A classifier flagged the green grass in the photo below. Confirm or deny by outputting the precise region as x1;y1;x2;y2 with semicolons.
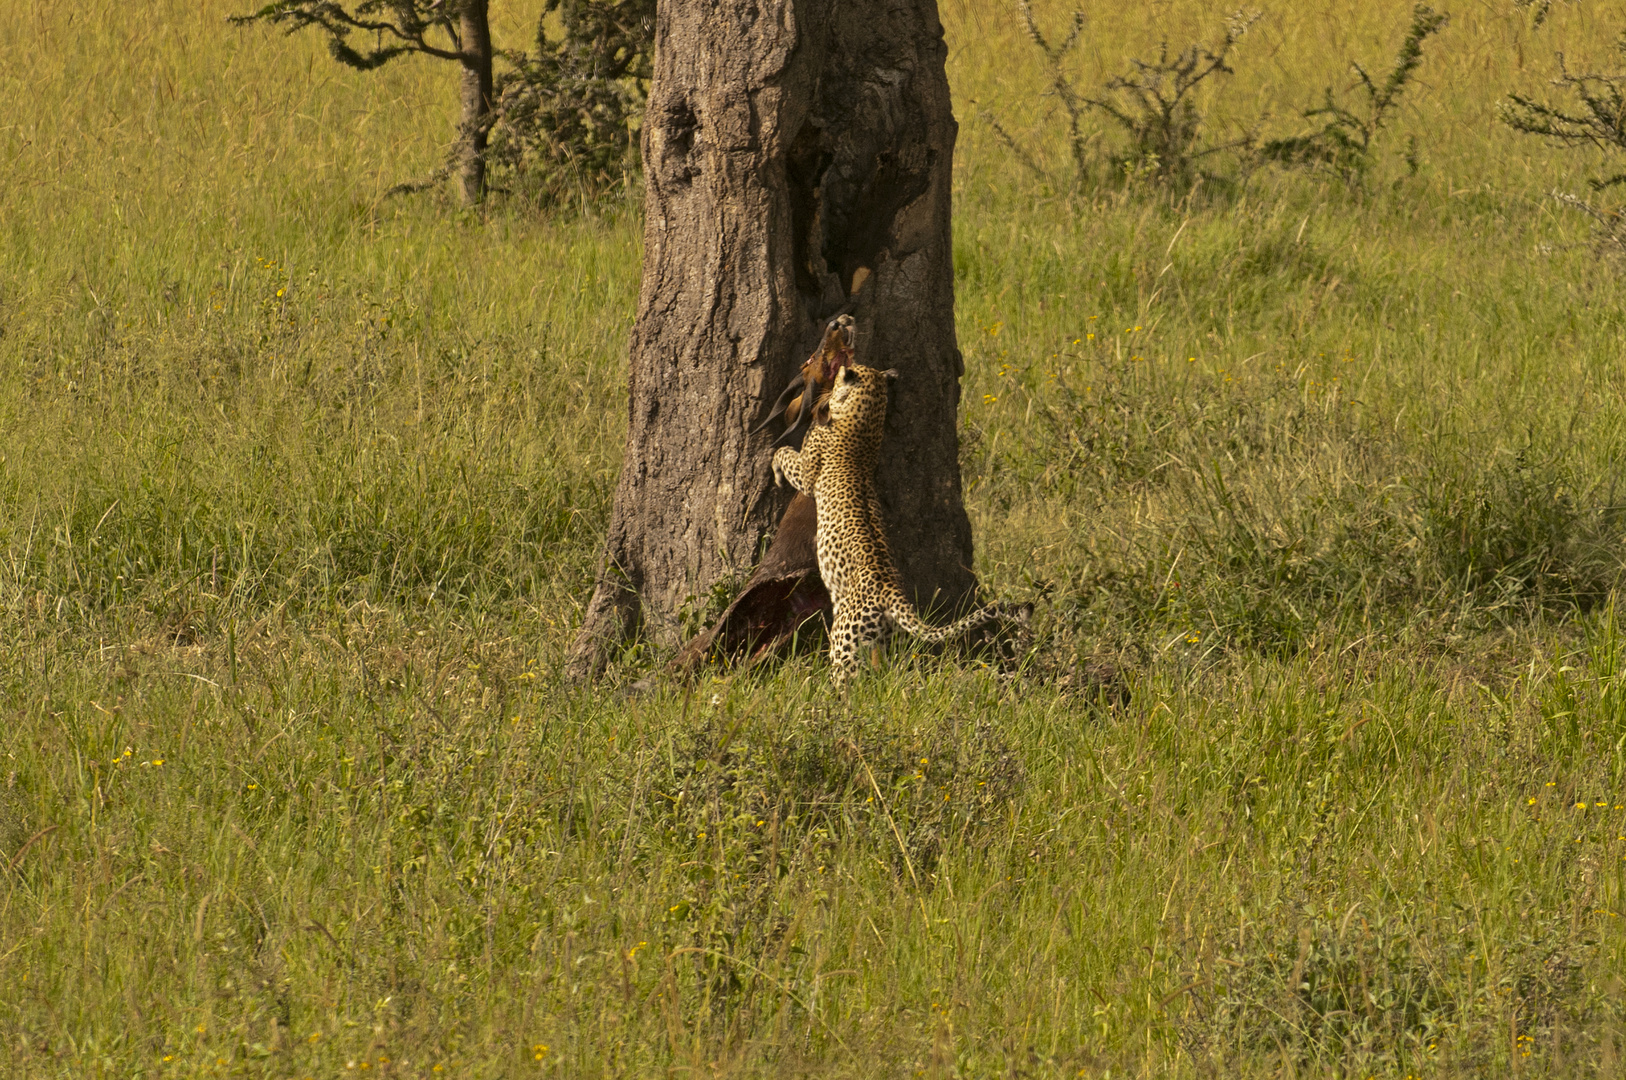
4;0;1626;1075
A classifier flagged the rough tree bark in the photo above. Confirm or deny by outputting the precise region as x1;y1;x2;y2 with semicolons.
456;0;494;205
567;0;975;677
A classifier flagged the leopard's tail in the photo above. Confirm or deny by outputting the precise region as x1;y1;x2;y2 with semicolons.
884;596;1027;645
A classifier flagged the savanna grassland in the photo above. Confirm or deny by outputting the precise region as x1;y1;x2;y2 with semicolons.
4;0;1626;1075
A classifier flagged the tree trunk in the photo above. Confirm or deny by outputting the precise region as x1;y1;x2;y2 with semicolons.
567;0;974;678
457;0;494;205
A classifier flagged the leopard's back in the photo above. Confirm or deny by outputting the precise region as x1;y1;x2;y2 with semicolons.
796;369;900;611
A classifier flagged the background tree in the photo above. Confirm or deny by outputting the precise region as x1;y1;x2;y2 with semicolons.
232;0;496;204
231;0;654;205
567;0;976;677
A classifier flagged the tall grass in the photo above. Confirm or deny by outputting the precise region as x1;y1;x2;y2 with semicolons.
3;0;1626;1075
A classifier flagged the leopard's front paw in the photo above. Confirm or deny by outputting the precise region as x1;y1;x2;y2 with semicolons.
771;447;796;490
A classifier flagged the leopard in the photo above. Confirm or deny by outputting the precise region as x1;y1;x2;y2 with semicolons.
772;363;1022;684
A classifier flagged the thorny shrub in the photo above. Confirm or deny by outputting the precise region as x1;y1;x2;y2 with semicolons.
1503;31;1626;252
990;4;1446;192
1258;4;1448;186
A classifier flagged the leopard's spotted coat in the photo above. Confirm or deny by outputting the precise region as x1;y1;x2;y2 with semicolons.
772;364;1014;684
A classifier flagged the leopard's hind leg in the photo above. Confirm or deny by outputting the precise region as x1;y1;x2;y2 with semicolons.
829;602;888;686
828;603;861;687
868;615;894;670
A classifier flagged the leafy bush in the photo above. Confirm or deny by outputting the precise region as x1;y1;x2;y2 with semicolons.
489;0;656;204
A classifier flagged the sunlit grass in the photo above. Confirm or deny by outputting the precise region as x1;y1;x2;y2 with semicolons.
3;0;1626;1075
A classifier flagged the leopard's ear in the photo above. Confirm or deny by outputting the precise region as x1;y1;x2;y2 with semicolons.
881;368;900;382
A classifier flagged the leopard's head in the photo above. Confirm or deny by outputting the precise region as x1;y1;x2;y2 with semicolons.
825;364;898;426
